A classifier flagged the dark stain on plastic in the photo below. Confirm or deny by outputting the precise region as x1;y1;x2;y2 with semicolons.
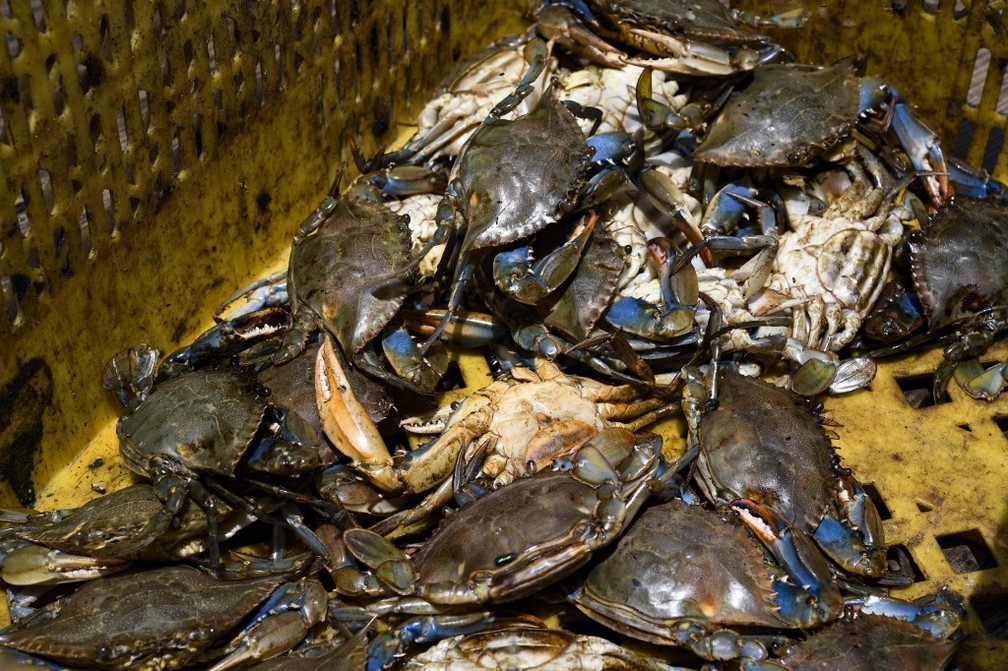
0;358;53;507
256;191;272;214
172;319;189;344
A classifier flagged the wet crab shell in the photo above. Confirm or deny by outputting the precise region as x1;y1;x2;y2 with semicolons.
117;368;267;478
692;60;860;167
452;89;593;256
0;565;284;670
288;196;415;356
693;368;836;534
572;499;808;642
590;0;772;46
907;196;1008;331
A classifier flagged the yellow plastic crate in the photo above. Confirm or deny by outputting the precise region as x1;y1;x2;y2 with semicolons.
0;0;1005;668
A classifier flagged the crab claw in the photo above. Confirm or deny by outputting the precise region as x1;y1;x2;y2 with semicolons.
636;165;711;265
534;4;625;69
861;78;950;207
493;211;598;305
316;337;399;492
731;499;843;629
207;578;328;671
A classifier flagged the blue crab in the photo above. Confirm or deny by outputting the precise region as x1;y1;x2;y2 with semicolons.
691;58;949;207
863;195;1008;400
682;366;887;578
0;565;326;671
535;0;800;75
570;496;843;665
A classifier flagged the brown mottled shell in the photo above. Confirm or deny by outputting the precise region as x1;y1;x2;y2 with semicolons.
118;368;266;478
0;565;282;670
453;90;592;256
573;499;790;642
288;197;414;354
544;220;625;341
908;196;1008;330
693;60;860;167
592;0;768;45
697;369;835;533
780;615;958;671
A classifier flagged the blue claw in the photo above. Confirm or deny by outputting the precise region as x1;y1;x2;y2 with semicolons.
847;591;965;639
365;612;492;671
732;499;844;629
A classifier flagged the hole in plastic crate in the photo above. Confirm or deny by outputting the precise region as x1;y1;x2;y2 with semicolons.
175;0;187;21
72;32;82;51
983;127;1005;173
921;0;940;14
171;132;181;177
887;544;927;583
890;0;908;11
994;415;1008;440
894;373;948;408
124;0;135;32
334;58;343;99
861;482;891;520
98;14;111;60
956;422;972;432
440;5;450;34
293;51;304;77
183;39;195;71
0;0;9;20
26;246;39;269
37;169;53;214
936;530;997;573
160;52;171;87
52;75;65;116
14;188;30;237
255;60;265;107
18;74;33;114
102;188;116;236
6;33;20;60
966;48;990;108
153;6;164;38
116;106;128;152
222;15;239;56
0;105;6;145
138;89;150;132
953;0;968;19
207;35;218;75
1;275;17;325
89;113;103;155
349;0;359;26
915;498;934;512
79;207;93;258
192;112;204;158
330;0;339;35
973;592;1008;639
998;69;1008;117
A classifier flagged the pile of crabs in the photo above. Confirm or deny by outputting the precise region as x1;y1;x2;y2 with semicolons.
3;1;1008;669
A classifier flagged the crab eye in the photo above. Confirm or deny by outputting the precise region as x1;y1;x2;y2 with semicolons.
494;553;516;566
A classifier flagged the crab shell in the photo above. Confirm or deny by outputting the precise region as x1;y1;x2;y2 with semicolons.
408;429;660;605
907;196;1008;331
0;565;284;670
401;623;682;671
451;87;593;258
572;498;839;646
287;196;415;356
117;368;268;478
779;615;959;671
592;0;771;46
687;368;886;577
693;60;860;167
